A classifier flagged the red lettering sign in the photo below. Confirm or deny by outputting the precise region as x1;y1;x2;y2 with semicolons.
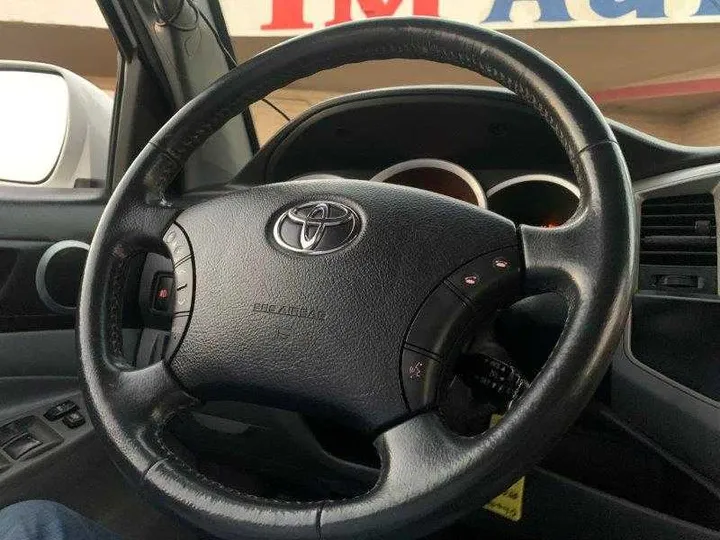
326;0;439;26
261;0;312;30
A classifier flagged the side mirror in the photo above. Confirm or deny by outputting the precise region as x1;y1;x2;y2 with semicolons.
0;61;112;188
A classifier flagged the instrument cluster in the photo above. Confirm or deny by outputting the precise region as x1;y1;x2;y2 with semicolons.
371;159;580;227
292;159;580;227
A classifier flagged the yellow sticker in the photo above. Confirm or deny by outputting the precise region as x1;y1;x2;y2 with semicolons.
483;414;525;522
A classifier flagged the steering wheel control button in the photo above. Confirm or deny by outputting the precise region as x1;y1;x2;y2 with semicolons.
405;283;472;356
462;355;529;407
43;400;78;421
165;315;189;361
173;260;194;314
493;257;511;270
445;250;521;308
62;411;86;429
163;224;191;265
152;275;174;313
402;348;441;411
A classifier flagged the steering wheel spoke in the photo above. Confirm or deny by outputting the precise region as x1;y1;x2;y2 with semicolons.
321;414;453;538
521;140;635;306
520;213;595;302
322;411;524;539
109;362;193;424
78;353;196;481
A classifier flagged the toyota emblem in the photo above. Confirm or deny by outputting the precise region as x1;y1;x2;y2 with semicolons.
273;201;360;255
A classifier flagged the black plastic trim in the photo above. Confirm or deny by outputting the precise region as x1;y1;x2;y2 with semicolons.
467;467;720;540
631;293;720;401
35;241;90;315
234;86;720;187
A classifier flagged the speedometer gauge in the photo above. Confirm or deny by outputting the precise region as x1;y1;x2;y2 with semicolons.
486;174;579;227
371;159;487;207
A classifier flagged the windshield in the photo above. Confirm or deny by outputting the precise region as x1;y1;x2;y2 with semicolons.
3;0;720;147
223;0;720;146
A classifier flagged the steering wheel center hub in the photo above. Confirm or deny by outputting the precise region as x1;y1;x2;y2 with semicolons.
167;178;517;431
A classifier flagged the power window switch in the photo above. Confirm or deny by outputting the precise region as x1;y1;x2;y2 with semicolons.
44;400;77;421
0;421;25;446
62;411;85;429
3;434;42;460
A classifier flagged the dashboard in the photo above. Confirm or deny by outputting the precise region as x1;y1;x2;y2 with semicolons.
238;86;719;229
231;85;720;491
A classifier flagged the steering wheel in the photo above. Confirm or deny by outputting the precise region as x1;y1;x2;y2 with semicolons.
77;17;635;540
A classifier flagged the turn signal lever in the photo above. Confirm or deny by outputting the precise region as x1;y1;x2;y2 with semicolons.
457;353;529;410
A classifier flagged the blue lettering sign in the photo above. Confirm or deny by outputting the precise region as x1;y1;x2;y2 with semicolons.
590;0;665;18
484;0;572;22
696;0;720;15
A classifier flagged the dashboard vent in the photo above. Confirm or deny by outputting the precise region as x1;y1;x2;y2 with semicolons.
640;193;717;266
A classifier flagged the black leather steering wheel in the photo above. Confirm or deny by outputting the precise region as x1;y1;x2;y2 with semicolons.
77;17;636;540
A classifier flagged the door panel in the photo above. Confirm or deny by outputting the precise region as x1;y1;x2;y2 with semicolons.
0;240;75;334
0;190;104;490
0;331;77;377
0;182;193;539
0;189;104;240
0;3;251;536
0;181;106;328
